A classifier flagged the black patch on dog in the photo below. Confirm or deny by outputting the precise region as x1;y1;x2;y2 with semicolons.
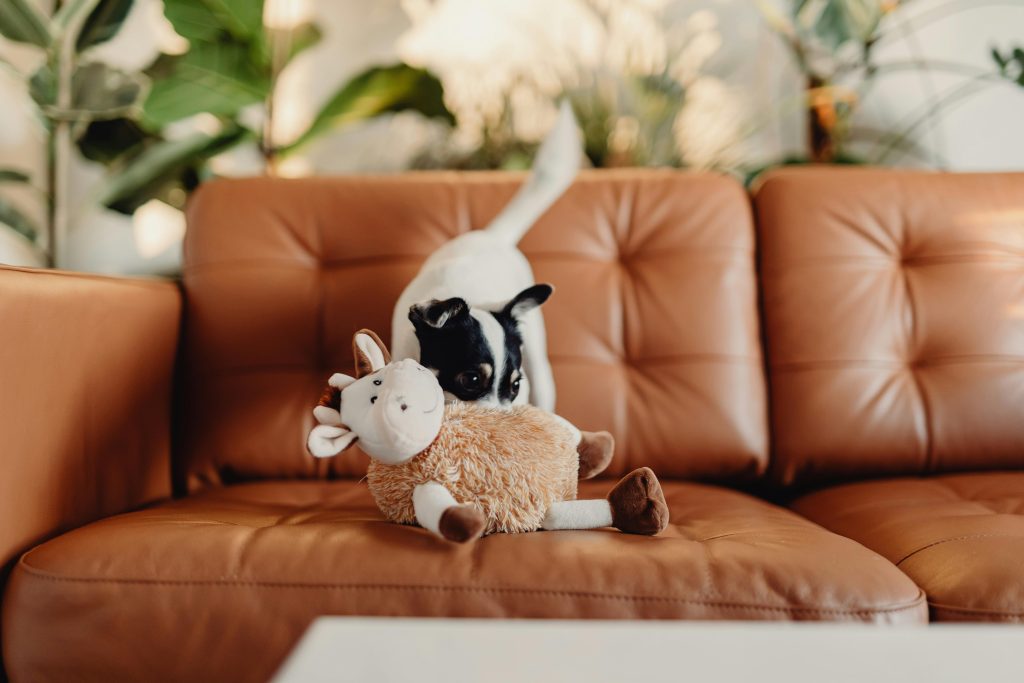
410;297;494;402
410;285;554;405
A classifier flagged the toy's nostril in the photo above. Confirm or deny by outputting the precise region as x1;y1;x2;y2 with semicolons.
400;404;408;411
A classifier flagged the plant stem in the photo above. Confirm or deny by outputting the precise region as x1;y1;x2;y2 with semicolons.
51;22;75;267
263;24;294;175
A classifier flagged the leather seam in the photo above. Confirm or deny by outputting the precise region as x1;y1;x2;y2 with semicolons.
928;602;1024;619
771;355;1024;371
181;247;754;274
896;533;1024;566
762;254;1024;272
13;561;927;617
901;266;933;474
0;264;178;291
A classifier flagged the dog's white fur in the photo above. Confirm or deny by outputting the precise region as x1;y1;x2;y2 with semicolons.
390;102;581;411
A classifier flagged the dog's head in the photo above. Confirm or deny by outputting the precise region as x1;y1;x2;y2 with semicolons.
408;284;553;407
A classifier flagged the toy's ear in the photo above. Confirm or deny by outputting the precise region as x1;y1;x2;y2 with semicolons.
353;329;391;378
307;425;358;458
502;284;553;319
409;297;468;329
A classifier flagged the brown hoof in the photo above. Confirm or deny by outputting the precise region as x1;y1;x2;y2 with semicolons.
577;431;615;480
608;467;669;535
438;505;486;543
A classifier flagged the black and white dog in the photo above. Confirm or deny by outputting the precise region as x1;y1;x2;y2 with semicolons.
390;102;580;411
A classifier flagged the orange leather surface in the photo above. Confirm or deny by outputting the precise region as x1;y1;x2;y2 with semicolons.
179;171;767;489
0;266;179;577
792;472;1024;622
755;168;1024;486
3;480;925;683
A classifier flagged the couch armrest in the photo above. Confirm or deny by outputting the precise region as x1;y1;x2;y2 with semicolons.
0;266;181;574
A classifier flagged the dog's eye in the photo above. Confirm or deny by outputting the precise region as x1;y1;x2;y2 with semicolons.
510;378;521;400
456;371;482;391
373;379;381;386
370;396;377;404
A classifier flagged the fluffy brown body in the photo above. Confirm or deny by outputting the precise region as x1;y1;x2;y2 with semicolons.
367;403;579;534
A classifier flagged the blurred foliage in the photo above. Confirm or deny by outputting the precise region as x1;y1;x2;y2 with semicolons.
757;0;1024;173
993;46;1024;87
0;0;145;257
0;0;454;258
85;0;454;214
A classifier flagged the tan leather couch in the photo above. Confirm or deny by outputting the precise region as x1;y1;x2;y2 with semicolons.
1;168;1021;682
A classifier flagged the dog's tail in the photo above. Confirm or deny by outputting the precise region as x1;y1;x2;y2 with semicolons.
484;100;581;246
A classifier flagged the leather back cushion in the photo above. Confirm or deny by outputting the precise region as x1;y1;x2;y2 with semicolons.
178;170;767;490
756;168;1024;486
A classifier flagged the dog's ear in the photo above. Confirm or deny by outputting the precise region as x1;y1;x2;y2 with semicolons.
307;425;358;458
409;297;469;330
502;284;554;319
353;330;391;378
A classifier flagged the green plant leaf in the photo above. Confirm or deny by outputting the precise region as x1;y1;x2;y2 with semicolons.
98;123;250;213
0;0;52;48
142;42;270;127
31;62;147;120
0;197;39;241
283;64;453;154
795;0;884;50
992;47;1008;71
992;45;1024;87
0;169;31;183
162;0;265;43
76;0;134;51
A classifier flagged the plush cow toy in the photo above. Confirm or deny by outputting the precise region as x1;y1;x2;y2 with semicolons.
307;330;670;543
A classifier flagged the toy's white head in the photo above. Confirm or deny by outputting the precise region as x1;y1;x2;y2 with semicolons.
307;330;444;465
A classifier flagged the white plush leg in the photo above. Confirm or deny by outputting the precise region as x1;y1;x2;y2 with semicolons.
541;499;613;531
520;309;556;412
413;482;459;537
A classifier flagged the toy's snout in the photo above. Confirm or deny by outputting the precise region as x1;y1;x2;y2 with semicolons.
379;359;442;432
339;357;444;466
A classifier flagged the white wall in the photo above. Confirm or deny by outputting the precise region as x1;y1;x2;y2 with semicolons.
1;0;1022;273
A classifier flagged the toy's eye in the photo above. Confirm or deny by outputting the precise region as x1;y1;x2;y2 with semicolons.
373;379;382;386
456;371;482;391
370;396;377;404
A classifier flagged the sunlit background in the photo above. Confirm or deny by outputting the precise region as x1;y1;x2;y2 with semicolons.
1;0;1022;274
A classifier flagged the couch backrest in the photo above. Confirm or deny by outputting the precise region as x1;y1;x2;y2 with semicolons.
178;170;767;491
756;168;1024;486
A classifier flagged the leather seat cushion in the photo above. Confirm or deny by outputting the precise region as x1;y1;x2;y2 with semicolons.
792;472;1024;622
3;480;924;682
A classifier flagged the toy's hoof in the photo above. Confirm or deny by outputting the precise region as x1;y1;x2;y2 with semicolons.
577;431;614;480
608;467;669;535
439;505;486;543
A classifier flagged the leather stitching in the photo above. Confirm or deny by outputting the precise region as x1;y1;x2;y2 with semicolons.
896;533;1024;566
13;561;927;617
772;355;1024;371
900;265;933;473
929;602;1024;620
0;264;179;291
